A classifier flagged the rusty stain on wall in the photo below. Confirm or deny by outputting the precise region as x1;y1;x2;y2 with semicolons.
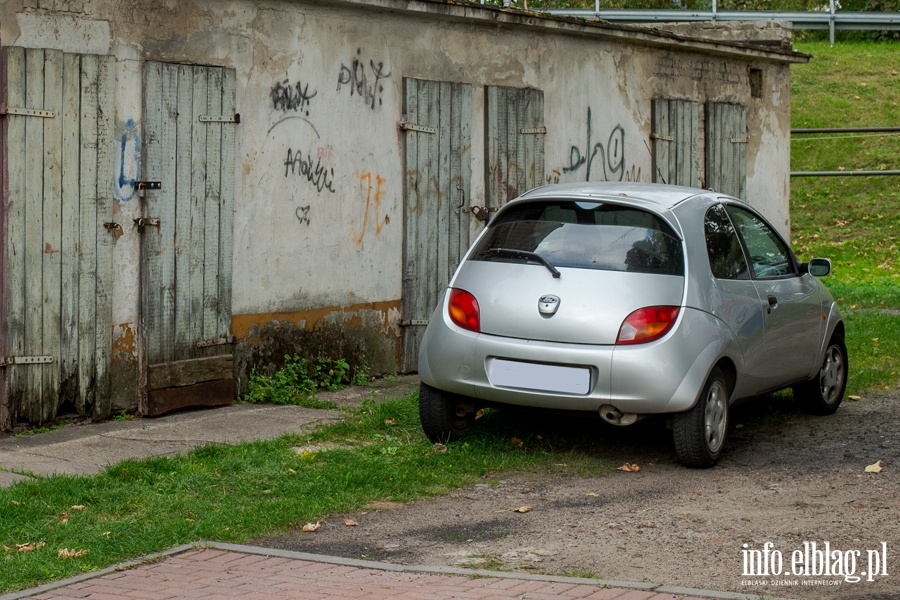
111;323;136;363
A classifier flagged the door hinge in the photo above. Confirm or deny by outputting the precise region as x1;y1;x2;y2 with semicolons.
651;132;675;141
731;137;749;144
196;336;235;349
199;113;241;124
400;320;429;327
0;105;56;118
0;355;53;367
399;120;436;134
519;127;546;135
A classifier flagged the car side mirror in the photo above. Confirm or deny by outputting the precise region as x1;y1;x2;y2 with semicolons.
804;257;832;277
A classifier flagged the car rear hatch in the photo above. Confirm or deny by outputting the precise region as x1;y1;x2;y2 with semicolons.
451;199;686;345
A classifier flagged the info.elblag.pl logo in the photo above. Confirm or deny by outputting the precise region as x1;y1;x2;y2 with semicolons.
741;541;889;587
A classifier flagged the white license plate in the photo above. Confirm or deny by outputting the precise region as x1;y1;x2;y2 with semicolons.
490;359;591;395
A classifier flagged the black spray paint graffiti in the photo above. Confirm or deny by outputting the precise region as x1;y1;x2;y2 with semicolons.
296;205;311;225
271;78;317;115
284;148;336;194
562;107;626;182
337;49;391;110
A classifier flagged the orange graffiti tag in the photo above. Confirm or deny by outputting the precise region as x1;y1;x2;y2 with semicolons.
352;172;389;244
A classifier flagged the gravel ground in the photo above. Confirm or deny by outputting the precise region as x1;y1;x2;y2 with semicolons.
256;389;899;600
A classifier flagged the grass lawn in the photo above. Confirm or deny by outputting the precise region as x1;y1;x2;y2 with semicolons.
790;41;900;394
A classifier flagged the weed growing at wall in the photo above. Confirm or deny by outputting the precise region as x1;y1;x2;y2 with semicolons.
246;355;355;408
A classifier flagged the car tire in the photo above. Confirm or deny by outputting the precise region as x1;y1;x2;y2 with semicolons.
673;366;730;468
793;333;847;416
418;382;475;443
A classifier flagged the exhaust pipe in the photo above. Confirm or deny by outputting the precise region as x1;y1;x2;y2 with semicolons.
599;404;643;426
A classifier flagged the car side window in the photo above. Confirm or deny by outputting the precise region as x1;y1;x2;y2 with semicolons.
704;205;749;280
724;205;795;279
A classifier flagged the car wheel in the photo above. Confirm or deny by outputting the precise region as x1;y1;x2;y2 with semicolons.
793;333;847;416
673;366;729;468
418;382;475;443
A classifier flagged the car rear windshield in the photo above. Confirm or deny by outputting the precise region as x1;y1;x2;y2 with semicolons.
470;200;684;276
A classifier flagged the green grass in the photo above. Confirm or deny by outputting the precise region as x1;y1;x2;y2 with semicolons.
0;395;606;593
790;41;900;393
790;42;900;294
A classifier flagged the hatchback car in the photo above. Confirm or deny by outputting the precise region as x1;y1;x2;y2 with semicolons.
418;182;846;467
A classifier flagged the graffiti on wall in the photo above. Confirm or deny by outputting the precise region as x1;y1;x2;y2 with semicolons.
337;48;391;110
562;107;626;182
352;172;389;244
271;77;317;115
283;147;337;194
114;119;140;202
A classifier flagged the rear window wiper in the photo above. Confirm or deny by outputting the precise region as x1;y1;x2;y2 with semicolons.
479;248;561;279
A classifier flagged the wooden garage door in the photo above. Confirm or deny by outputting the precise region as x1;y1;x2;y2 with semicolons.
0;47;115;429
706;102;748;199
652;98;699;187
485;85;545;208
401;77;472;372
140;61;237;416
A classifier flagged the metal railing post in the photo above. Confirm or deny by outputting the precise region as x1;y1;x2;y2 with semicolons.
830;0;836;45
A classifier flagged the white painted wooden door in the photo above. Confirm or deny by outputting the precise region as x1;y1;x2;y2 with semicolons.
401;78;472;372
0;47;115;429
652;98;700;187
706;102;748;199
140;61;237;416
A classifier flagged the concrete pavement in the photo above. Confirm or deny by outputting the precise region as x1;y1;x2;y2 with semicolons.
0;377;776;600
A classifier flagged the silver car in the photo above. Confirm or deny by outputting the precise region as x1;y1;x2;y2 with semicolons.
418;182;846;467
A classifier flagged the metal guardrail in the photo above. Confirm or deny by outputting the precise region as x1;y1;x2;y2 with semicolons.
791;127;900;177
481;1;900;44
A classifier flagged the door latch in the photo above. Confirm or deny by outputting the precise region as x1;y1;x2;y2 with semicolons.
135;181;161;199
133;217;160;232
104;222;124;238
464;206;498;222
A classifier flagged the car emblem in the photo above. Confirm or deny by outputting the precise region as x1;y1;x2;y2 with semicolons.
538;295;560;316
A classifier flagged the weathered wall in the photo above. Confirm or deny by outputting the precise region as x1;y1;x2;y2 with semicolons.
0;0;805;413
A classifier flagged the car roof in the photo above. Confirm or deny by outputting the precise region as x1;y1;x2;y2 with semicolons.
516;182;714;211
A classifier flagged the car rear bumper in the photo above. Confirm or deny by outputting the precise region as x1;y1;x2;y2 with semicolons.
419;306;730;415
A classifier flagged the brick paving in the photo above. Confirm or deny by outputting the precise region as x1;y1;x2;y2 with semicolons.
8;546;755;600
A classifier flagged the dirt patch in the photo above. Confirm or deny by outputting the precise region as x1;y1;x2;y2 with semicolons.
256;390;899;600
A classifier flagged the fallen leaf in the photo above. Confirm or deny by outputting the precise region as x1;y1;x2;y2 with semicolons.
494;505;532;514
616;463;641;472
848;395;861;401
71;505;84;511
432;443;447;454
288;468;297;474
384;419;396;425
475;409;485;420
102;532;111;537
344;519;359;527
16;542;45;553
510;437;524;447
3;545;11;552
865;460;883;474
57;548;88;559
11;501;20;506
302;521;321;532
586;493;599;497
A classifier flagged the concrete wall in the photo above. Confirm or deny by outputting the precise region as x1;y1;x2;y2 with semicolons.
1;0;806;410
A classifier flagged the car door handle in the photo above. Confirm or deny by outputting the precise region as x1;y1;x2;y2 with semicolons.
767;295;778;313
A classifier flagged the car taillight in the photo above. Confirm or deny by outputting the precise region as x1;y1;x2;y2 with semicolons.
617;306;680;345
448;288;480;332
